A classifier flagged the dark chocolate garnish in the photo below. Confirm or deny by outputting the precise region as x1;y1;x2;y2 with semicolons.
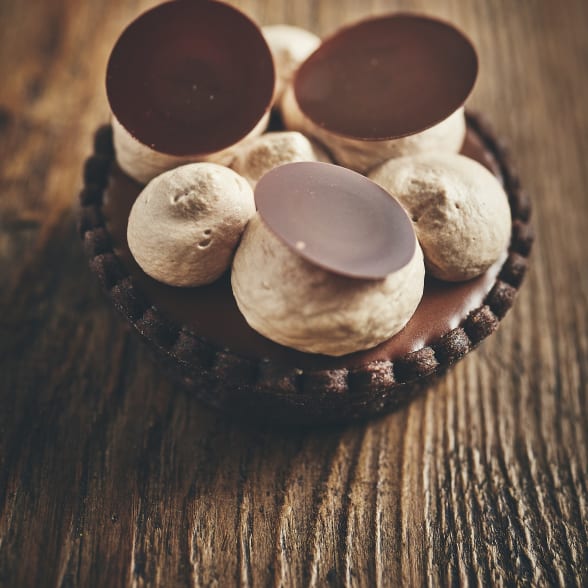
294;13;477;140
255;161;416;279
106;0;274;156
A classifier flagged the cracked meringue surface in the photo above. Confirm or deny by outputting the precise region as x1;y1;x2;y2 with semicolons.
127;162;255;287
369;152;511;281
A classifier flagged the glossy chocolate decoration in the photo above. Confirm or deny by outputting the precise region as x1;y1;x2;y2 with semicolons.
295;14;477;140
255;161;416;279
103;126;504;370
106;0;275;156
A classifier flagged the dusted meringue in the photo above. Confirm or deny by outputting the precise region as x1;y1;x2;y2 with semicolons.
127;162;255;287
369;153;511;281
281;85;466;173
262;25;321;104
112;112;270;185
231;131;330;187
231;214;425;356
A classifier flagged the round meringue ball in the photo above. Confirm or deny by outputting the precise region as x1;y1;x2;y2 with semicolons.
231;131;330;187
112;112;270;185
127;162;255;287
369;153;512;281
231;214;425;356
262;25;321;104
281;84;466;173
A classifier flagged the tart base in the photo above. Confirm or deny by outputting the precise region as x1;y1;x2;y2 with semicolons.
79;112;533;425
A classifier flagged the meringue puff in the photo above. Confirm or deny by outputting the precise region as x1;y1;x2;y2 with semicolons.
112;112;270;185
369;153;511;281
262;25;321;104
231;214;425;356
106;1;275;184
231;131;330;187
127;162;255;287
281;84;466;174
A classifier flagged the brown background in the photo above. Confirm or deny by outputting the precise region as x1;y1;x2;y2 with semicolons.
1;0;587;586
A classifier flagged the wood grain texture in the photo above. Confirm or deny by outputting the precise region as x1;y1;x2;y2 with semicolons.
1;0;587;586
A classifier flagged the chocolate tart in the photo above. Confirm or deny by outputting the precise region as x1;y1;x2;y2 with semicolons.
78;112;532;424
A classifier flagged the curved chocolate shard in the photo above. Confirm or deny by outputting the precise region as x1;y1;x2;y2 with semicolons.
294;13;477;140
106;0;275;156
255;161;417;279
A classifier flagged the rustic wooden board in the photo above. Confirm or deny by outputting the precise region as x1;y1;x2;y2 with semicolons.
1;0;587;586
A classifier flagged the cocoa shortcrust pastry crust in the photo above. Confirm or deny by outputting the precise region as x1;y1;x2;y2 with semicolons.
78;112;533;424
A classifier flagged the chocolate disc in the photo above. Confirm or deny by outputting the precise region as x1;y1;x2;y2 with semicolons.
294;13;477;140
255;161;416;279
106;0;275;156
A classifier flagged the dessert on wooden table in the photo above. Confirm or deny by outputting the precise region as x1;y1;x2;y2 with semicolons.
79;0;533;424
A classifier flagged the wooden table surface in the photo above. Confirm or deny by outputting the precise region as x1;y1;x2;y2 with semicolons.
1;0;587;586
